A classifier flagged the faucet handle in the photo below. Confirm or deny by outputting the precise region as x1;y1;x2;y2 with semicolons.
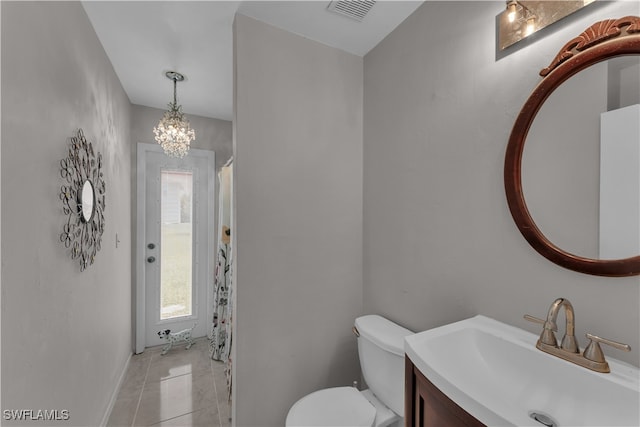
583;333;631;363
525;314;558;347
524;314;557;331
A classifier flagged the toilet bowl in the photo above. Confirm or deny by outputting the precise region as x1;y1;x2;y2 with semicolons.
285;315;414;427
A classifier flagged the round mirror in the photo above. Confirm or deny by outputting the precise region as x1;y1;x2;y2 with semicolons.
80;179;95;222
504;16;640;276
523;56;640;260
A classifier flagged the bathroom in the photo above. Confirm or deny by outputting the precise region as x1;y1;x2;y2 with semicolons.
1;1;639;426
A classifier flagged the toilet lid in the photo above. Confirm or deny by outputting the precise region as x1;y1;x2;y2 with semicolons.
286;387;376;427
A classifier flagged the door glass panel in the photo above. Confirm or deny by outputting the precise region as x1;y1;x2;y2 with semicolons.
160;170;193;320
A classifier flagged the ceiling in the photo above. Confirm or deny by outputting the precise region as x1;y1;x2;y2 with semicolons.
82;1;424;121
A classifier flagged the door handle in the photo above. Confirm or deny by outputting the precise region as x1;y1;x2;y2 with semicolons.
147;256;156;263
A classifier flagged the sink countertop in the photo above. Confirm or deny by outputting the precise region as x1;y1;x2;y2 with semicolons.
405;315;640;427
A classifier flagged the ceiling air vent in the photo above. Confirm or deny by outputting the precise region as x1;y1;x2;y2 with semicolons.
327;0;376;22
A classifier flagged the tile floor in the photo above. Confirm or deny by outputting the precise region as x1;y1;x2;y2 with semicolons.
107;338;231;427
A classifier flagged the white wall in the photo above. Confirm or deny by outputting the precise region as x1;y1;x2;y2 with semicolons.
233;14;364;427
600;104;640;259
363;1;640;367
1;2;132;425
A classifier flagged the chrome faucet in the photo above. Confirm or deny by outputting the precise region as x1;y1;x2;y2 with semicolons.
525;297;630;373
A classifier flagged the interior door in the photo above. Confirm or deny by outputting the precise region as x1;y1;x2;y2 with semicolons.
136;143;214;352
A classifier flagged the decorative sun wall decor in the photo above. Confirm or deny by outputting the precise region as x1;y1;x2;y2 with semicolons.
59;129;106;271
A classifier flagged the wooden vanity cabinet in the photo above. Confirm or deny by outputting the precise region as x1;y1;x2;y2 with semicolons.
405;356;486;427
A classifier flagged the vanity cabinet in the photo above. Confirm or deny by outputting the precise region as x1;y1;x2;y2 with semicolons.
405;356;485;427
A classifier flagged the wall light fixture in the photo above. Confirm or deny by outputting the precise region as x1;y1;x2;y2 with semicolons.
498;1;595;51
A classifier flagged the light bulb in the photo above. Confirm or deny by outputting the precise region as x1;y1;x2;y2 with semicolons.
525;16;536;36
507;1;517;23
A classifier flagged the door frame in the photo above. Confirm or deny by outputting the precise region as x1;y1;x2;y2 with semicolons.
135;142;216;354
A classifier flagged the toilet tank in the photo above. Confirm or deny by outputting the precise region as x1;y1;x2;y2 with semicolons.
354;315;413;416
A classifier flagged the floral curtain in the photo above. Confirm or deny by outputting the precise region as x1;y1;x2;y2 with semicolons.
210;238;231;360
210;163;233;398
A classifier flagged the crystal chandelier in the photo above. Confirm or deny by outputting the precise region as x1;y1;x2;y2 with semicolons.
153;71;195;158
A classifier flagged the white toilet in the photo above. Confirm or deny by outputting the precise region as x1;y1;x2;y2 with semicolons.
286;315;414;427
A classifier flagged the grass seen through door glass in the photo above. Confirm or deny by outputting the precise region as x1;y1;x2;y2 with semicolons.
161;223;192;319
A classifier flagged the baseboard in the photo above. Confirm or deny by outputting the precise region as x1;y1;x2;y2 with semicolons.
100;352;132;427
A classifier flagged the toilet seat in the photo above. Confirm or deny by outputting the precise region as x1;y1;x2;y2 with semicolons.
286;386;376;427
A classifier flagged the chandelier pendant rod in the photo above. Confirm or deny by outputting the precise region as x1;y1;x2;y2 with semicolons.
173;76;177;107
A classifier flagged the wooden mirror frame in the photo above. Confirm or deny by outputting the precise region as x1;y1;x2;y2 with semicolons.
504;16;640;277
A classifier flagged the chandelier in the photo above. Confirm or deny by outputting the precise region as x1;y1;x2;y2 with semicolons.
153;71;195;158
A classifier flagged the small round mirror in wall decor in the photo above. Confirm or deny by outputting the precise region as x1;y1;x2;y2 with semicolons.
81;179;95;222
59;129;106;271
504;16;640;277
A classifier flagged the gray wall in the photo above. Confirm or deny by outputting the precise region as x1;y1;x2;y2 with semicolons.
233;14;364;427
363;0;640;367
1;2;132;425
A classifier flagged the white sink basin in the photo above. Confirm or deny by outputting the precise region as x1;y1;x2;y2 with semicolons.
405;315;640;426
